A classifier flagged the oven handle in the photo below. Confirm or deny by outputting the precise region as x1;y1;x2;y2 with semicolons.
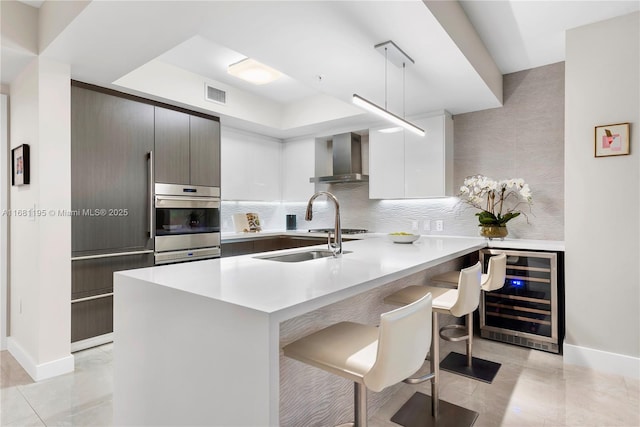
155;196;221;207
148;151;154;239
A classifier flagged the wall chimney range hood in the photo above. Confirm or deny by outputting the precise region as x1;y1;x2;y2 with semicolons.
310;132;369;184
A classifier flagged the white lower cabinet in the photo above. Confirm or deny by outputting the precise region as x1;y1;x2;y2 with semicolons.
369;113;453;199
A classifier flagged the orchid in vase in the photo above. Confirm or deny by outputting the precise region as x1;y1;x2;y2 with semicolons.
458;175;532;237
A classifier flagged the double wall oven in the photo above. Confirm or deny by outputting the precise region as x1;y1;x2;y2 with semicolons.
154;184;221;264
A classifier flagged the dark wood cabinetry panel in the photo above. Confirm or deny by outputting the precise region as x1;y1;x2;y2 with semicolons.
221;241;255;257
190;116;220;187
72;253;154;300
221;236;351;257
71;86;154;254
154;107;190;185
71;296;113;343
252;238;280;253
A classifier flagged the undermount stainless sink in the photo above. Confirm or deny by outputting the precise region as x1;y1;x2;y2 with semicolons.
255;250;352;263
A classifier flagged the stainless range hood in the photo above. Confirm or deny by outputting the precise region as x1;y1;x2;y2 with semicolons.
310;132;369;183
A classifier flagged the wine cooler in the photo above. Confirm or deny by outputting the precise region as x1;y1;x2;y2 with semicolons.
480;249;564;354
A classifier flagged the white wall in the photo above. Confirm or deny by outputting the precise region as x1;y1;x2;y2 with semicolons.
565;12;639;377
8;57;73;381
1;94;8;350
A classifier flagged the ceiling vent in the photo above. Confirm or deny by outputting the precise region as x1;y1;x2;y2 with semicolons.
205;84;226;104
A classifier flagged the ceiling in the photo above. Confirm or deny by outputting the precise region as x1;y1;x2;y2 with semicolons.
4;0;639;139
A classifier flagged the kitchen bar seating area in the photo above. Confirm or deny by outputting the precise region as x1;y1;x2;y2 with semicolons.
1;1;639;427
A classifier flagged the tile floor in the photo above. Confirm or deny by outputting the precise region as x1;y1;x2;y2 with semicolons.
1;339;638;426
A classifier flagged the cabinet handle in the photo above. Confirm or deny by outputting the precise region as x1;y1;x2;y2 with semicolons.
148;151;154;238
71;249;154;261
71;292;114;304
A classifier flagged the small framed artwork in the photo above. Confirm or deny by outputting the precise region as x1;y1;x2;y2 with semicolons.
595;123;630;157
12;144;30;186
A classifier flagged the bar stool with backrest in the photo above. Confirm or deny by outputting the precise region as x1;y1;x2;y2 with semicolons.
282;293;433;427
383;262;482;366
428;253;507;382
383;262;482;426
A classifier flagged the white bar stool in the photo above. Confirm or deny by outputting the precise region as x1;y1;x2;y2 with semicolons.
383;262;482;427
431;253;507;382
283;293;433;427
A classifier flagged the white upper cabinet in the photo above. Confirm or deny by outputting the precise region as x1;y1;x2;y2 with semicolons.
369;113;453;199
221;127;282;201
282;137;315;201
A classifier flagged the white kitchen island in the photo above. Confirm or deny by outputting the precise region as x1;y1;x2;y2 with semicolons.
113;236;487;426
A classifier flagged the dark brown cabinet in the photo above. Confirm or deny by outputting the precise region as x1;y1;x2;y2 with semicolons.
71;82;156;348
70;82;220;349
71;296;113;343
154;107;190;185
221;236;352;257
190;115;221;187
70;252;153;343
154;107;221;187
71;85;154;254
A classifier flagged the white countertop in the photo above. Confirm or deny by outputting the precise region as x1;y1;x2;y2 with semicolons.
117;235;486;320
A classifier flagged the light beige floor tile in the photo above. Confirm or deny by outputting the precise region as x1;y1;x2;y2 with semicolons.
44;398;113;427
0;411;45;427
0;351;35;388
0;386;41;425
624;376;639;401
17;348;113;422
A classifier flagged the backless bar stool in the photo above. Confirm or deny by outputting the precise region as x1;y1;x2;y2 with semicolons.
283;293;433;427
383;262;482;427
432;254;507;382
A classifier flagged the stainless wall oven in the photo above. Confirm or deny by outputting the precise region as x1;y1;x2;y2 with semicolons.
154;183;221;264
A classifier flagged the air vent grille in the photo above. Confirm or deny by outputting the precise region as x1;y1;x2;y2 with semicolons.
481;330;559;354
205;84;226;104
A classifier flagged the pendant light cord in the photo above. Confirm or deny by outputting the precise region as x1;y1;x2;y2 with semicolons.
403;62;406;119
384;47;388;110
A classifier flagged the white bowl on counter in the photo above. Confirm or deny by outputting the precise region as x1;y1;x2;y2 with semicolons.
388;233;420;244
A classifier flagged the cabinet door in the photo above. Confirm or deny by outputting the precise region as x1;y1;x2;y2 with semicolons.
369;129;405;199
71;295;113;343
282;138;315;201
72;253;154;300
369;113;453;199
221;241;254;257
71;86;154;254
405;115;447;198
154;107;190;185
221;127;281;201
190;116;220;187
71;252;153;342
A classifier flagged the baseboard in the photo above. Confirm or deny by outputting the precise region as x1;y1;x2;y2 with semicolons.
563;343;640;379
70;333;113;353
7;337;74;382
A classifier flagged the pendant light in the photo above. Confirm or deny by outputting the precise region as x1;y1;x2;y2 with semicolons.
352;41;425;137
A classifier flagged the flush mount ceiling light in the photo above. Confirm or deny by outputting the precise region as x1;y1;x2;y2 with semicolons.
227;58;283;85
353;41;425;137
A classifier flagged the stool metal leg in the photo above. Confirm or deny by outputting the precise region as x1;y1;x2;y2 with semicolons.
466;313;473;367
354;382;367;427
430;311;439;418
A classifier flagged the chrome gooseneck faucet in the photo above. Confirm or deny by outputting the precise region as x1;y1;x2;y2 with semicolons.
305;191;342;257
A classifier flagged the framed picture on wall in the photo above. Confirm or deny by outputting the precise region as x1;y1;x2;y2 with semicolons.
11;144;30;186
595;123;630;157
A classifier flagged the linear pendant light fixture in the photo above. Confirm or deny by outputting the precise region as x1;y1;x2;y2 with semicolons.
352;41;425;137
